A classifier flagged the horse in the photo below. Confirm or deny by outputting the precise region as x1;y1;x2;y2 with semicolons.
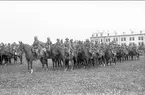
15;47;23;64
63;47;76;71
0;48;11;65
19;41;48;73
39;48;49;70
104;48;116;66
128;49;139;60
116;49;124;62
50;44;65;70
95;49;106;67
75;43;89;69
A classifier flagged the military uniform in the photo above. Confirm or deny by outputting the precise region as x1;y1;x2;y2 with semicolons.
56;39;61;46
32;36;42;58
64;38;71;54
45;39;52;51
12;43;17;55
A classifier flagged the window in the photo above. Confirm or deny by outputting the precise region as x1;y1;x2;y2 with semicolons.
138;37;140;40
138;42;140;46
130;37;132;41
141;36;143;40
130;37;135;41
121;38;123;41
138;42;144;46
129;42;134;46
116;38;118;41
138;36;143;40
121;37;126;41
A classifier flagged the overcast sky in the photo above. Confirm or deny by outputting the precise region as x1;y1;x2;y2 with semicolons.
0;1;145;45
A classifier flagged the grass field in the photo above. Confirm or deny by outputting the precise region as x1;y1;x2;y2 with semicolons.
0;56;145;95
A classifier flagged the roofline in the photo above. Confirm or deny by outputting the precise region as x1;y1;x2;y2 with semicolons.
90;33;145;39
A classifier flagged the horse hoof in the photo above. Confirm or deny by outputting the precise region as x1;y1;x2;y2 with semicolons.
30;69;33;74
64;68;67;72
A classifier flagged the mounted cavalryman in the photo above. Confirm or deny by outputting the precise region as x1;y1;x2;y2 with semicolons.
45;37;52;51
56;38;61;47
64;38;71;54
32;36;42;59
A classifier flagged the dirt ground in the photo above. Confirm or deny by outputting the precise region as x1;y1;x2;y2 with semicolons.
0;56;145;95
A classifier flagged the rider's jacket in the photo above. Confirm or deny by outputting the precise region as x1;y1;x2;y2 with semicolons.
64;41;71;49
45;40;52;50
32;40;40;49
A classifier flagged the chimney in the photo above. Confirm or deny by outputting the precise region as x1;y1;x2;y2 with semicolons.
96;33;98;37
130;29;134;34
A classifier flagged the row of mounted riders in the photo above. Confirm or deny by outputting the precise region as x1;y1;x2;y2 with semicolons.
17;41;140;73
0;41;140;71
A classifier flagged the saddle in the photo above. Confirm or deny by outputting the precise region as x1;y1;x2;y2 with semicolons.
31;48;39;58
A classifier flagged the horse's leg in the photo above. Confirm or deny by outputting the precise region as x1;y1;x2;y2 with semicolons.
30;61;33;74
131;55;133;60
64;59;67;71
52;59;55;70
72;58;75;70
72;56;76;69
20;56;23;64
27;61;30;72
109;58;112;66
40;58;45;70
106;58;108;66
14;56;17;64
99;57;102;66
84;58;87;68
97;57;99;66
45;58;49;70
114;57;116;65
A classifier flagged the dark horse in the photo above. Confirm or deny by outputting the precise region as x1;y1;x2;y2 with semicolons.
19;41;48;73
128;49;139;60
0;49;11;65
75;43;89;68
104;49;116;66
50;44;65;69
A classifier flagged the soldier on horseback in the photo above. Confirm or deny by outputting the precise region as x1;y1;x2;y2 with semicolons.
45;37;52;51
56;38;61;46
70;39;75;55
32;36;42;59
84;39;90;49
64;38;71;55
11;42;18;56
60;39;64;48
